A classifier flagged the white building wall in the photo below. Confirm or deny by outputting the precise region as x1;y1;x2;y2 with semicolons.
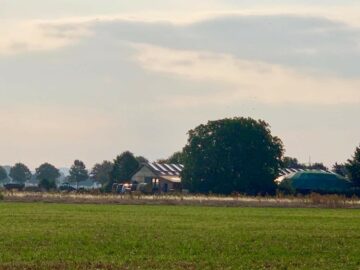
131;166;157;183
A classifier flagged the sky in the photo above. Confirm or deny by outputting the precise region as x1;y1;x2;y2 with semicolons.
1;0;360;169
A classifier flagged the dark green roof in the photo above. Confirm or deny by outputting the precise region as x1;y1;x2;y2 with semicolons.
281;170;352;192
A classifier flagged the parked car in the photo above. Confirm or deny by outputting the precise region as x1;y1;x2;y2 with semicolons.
4;183;25;191
59;183;76;192
112;183;134;194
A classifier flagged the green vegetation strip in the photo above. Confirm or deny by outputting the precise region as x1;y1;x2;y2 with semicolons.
0;203;359;269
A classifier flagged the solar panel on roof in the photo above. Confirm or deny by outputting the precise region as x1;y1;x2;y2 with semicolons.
148;162;160;171
156;163;168;172
172;164;182;172
164;164;176;172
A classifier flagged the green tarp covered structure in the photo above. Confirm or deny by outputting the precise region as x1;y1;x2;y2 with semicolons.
276;170;352;193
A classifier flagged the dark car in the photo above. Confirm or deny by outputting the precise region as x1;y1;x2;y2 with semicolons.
59;183;77;192
4;183;25;191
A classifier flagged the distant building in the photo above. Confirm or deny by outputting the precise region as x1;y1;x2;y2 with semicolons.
131;162;183;192
276;169;352;193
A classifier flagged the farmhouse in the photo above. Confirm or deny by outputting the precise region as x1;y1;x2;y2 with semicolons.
131;162;183;192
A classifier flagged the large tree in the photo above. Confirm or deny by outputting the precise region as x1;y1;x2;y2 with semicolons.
35;163;60;183
69;160;89;189
135;156;149;164
346;145;360;187
307;162;328;171
332;163;348;177
158;151;185;164
282;157;306;169
181;117;284;195
110;151;139;183
91;161;113;186
0;166;7;182
9;163;32;184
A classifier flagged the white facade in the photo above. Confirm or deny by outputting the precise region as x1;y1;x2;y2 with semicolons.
131;163;182;192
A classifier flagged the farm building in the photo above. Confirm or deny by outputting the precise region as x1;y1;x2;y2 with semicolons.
276;169;352;194
131;162;183;192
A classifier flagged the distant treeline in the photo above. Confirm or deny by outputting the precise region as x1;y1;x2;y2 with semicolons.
1;117;359;194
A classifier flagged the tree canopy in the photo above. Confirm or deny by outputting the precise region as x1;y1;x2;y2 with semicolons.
110;151;139;183
181;117;284;195
9;163;32;183
307;162;328;171
0;166;7;182
38;178;57;191
332;163;348;177
282;157;306;169
91;161;113;186
135;156;149;164
35;163;60;182
282;157;328;171
69;160;88;187
158;151;185;164
346;145;360;187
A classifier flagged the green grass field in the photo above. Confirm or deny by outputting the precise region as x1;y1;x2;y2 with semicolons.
0;203;359;269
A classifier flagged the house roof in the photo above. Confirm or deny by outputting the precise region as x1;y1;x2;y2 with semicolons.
278;168;331;176
146;162;183;177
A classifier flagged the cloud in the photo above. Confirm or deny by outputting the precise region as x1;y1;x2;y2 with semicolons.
0;19;91;55
2;14;360;106
1;7;360;167
52;15;360;77
133;43;360;106
2;7;360;61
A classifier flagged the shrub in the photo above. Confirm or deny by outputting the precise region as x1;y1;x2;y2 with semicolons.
38;178;56;191
277;179;295;195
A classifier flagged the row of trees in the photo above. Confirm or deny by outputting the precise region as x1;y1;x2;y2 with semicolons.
282;157;328;171
1;117;359;195
0;152;148;191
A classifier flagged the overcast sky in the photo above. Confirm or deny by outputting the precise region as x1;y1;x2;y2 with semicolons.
1;0;360;169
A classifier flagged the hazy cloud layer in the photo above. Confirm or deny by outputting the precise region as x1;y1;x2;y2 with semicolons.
133;44;360;105
1;8;360;168
3;15;360;77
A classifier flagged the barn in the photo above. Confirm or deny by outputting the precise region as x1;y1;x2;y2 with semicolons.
131;162;183;192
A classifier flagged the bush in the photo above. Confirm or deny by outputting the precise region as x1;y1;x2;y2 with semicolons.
0;191;4;201
38;179;56;191
277;179;296;195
